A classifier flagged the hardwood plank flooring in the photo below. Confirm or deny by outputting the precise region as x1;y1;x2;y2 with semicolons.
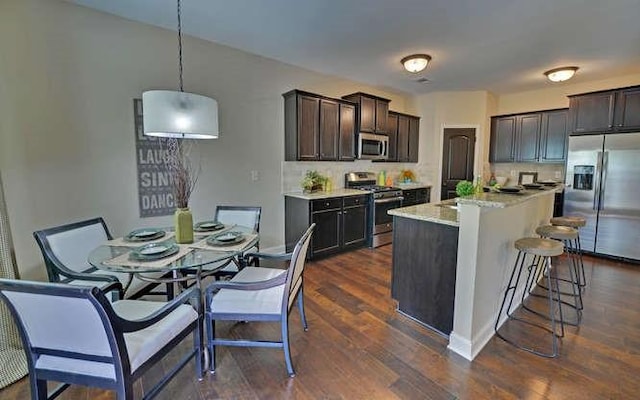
2;246;639;399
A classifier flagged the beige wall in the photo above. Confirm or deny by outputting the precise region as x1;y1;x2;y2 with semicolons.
0;0;414;279
497;73;640;115
414;91;497;200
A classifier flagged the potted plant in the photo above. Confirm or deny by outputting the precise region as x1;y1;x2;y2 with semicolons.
455;180;475;197
301;170;326;193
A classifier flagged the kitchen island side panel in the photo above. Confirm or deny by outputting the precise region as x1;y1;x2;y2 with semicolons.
392;216;459;335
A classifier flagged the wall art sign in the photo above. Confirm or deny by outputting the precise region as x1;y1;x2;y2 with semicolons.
133;99;175;217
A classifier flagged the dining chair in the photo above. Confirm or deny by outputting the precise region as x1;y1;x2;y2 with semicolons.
214;205;261;269
33;217;172;301
0;278;202;400
185;206;262;282
205;223;314;377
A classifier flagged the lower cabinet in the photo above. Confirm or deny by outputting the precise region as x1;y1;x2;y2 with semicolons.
285;194;368;259
401;187;430;206
391;217;458;335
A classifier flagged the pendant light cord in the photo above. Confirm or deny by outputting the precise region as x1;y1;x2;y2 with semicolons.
177;0;184;92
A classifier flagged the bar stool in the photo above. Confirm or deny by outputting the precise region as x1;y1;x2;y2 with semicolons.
495;237;565;358
529;225;582;326
551;216;587;289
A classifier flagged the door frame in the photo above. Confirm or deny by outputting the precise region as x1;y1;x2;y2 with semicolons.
438;124;481;201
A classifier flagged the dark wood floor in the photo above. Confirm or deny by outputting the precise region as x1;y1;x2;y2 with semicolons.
2;246;640;399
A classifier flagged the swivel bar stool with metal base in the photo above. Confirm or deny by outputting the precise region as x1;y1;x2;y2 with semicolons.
551;216;587;289
529;225;583;326
495;237;565;358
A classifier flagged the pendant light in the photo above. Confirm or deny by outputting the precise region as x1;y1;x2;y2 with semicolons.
143;0;219;139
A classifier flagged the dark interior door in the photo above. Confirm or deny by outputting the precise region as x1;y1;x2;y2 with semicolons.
441;128;476;200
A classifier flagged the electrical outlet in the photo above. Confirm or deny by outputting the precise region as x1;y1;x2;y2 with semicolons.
510;170;517;177
250;170;259;181
554;171;562;179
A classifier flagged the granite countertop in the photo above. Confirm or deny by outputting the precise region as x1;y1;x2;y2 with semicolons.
284;188;368;200
388;203;459;227
456;185;563;208
395;182;432;190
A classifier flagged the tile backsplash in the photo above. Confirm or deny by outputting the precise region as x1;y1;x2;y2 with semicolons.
490;163;565;186
282;160;434;193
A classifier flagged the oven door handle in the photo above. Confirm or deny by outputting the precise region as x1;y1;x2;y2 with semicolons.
374;197;404;204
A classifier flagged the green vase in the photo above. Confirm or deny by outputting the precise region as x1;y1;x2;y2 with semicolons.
174;207;194;244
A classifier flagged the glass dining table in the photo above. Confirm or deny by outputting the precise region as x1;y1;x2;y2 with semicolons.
88;225;259;291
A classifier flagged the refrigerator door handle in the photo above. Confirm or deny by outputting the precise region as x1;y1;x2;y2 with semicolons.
599;151;609;210
594;151;603;211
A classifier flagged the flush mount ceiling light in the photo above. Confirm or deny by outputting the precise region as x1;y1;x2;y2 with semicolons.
143;0;219;139
544;66;579;83
401;54;432;73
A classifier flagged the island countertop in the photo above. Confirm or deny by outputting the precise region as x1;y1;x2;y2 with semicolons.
388;203;459;227
388;185;562;227
456;185;562;208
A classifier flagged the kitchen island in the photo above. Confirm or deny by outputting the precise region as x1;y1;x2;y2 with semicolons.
389;186;560;360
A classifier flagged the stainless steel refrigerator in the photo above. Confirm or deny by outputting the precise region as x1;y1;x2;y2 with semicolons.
564;132;640;261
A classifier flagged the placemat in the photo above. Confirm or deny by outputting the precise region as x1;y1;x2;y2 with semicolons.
189;233;258;252
103;244;193;268
106;232;175;247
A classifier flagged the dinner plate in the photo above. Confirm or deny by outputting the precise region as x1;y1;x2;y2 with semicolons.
129;243;179;261
207;231;245;246
194;221;225;232
523;183;544;190
498;186;522;193
124;228;165;242
537;180;558;186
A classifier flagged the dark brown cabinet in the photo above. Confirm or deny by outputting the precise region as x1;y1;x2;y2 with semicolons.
389;111;420;163
569;91;615;134
391;217;458;335
569;85;640;134
342;92;390;134
284;90;356;161
490;109;568;164
490;116;517;162
386;113;398;161
339;103;356;161
401;187;430;206
285;194;368;259
540;110;569;163
613;87;640;132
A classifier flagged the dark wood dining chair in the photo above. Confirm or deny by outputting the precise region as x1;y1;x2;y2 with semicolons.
0;279;202;400
33;217;172;300
205;223;314;377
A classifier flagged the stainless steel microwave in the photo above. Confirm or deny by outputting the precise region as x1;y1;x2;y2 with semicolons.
358;133;389;160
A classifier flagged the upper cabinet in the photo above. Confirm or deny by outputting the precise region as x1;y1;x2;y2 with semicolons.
569;85;640;134
388;111;420;163
284;90;356;161
490;109;568;164
342;92;390;134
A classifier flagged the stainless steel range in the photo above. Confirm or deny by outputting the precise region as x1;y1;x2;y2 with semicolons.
345;172;404;248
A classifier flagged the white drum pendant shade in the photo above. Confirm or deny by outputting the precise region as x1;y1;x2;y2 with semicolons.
142;90;219;139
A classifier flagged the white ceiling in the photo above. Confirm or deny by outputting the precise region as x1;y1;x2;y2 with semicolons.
69;0;640;95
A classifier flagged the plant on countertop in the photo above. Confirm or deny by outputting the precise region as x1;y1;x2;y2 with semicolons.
455;180;475;197
399;169;416;182
301;170;327;193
